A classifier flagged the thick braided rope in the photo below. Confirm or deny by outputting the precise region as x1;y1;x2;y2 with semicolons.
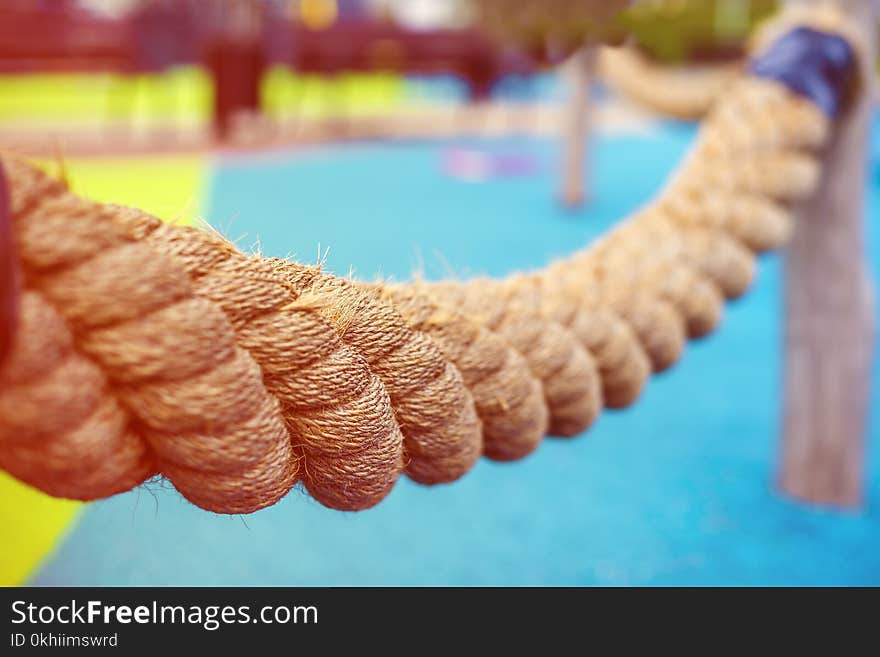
598;2;867;121
598;45;741;120
0;8;863;514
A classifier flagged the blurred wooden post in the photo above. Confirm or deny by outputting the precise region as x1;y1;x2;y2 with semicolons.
780;0;878;506
559;47;595;208
207;0;264;142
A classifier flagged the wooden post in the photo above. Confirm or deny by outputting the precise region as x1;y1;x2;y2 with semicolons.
780;0;878;506
559;47;595;208
207;0;264;142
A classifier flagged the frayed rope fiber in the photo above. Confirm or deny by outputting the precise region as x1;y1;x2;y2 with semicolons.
0;11;865;514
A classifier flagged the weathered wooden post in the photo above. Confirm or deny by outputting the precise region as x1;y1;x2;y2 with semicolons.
560;48;595;208
780;0;878;506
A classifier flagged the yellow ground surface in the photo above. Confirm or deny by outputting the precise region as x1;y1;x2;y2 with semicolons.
57;156;206;223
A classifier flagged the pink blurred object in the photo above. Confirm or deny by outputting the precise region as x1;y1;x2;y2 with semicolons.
441;147;541;182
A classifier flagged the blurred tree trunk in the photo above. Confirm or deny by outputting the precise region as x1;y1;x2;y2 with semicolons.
559;47;595;208
780;0;878;506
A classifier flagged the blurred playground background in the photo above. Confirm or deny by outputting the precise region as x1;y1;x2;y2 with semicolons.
2;0;879;586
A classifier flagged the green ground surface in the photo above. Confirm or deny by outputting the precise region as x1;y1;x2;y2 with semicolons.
0;67;211;125
0;68;407;130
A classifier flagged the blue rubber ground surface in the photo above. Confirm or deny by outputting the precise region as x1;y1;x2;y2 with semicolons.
33;119;880;586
